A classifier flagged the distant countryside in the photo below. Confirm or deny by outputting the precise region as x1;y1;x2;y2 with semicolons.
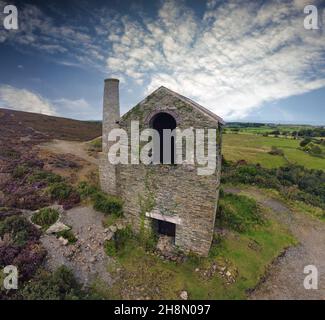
223;123;325;170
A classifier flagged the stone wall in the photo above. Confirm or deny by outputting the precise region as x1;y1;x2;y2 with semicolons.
117;163;220;255
112;87;223;256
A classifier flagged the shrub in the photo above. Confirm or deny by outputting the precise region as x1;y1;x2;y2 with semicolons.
77;181;98;199
0;216;46;281
216;193;264;233
60;191;80;210
300;138;312;147
115;226;134;250
222;162;325;209
0;216;41;247
31;208;59;229
12;165;29;179
269;146;284;156
310;145;322;155
48;182;73;201
21;266;84;300
27;170;62;184
0;148;19;159
104;226;134;256
13;243;47;281
92;192;123;216
104;240;117;256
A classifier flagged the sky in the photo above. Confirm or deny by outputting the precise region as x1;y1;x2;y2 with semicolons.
0;0;324;125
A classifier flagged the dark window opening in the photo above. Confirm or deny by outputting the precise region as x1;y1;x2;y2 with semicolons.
151;112;176;164
158;220;176;237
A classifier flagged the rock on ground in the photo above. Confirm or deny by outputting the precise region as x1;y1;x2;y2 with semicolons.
40;206;114;287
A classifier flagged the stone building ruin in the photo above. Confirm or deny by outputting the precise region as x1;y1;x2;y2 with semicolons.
99;79;224;256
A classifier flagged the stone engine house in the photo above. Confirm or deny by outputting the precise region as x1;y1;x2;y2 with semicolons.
99;79;224;256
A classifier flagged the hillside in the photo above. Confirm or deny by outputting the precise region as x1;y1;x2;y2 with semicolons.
0;108;101;142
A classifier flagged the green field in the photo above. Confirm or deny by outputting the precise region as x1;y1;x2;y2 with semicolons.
225;123;316;135
223;133;325;170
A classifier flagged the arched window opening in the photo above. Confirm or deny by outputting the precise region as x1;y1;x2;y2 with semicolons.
151;112;177;164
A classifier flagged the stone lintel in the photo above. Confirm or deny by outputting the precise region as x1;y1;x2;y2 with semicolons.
145;211;182;225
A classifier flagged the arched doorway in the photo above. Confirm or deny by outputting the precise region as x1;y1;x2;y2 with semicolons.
151;112;176;164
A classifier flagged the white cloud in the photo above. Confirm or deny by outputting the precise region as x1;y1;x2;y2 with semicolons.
105;0;325;119
0;85;56;115
1;0;325;120
0;85;96;119
52;98;96;119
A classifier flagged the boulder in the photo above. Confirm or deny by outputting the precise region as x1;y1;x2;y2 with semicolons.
46;222;70;234
105;231;114;241
180;291;188;300
58;236;68;246
109;225;117;233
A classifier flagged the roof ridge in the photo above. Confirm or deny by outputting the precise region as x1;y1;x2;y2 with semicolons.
157;86;225;125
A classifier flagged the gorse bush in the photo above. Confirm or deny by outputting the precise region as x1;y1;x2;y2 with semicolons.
31;208;59;229
216;193;264;233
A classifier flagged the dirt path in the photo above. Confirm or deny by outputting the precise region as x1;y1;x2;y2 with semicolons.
39;139;98;165
40;206;113;287
225;187;325;300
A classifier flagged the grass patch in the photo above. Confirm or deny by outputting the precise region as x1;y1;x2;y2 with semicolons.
31;208;59;230
95;218;295;299
223;133;325;170
93;193;296;300
216;193;264;232
87;137;102;155
102;215;121;228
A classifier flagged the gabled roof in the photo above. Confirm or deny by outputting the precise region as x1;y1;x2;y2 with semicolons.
157;86;225;125
122;86;225;125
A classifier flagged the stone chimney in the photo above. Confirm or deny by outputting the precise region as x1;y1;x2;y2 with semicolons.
99;78;120;195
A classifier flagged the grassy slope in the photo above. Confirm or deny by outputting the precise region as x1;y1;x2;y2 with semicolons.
92;196;296;300
223;133;325;169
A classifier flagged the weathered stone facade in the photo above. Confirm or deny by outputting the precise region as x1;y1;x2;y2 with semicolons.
99;79;224;256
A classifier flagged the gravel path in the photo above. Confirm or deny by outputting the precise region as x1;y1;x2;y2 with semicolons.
225;188;325;300
40;139;98;165
41;206;113;287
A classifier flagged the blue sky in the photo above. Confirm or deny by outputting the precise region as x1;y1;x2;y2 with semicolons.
0;0;324;124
